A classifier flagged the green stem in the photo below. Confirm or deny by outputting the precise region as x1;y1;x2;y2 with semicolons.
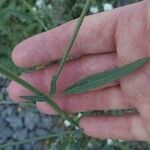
23;0;48;31
0;65;43;95
0;64;78;127
0;101;16;105
0;101;35;107
49;0;91;95
0;130;80;149
55;0;91;78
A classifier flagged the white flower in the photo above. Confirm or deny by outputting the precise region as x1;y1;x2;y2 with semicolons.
47;4;52;10
107;138;113;145
77;113;82;118
36;0;43;9
75;126;79;130
87;142;93;148
103;3;113;11
118;139;124;142
90;6;99;14
0;74;6;79
31;7;37;13
64;120;71;127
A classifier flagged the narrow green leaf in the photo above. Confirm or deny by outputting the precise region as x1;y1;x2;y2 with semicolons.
64;57;150;94
20;95;48;102
49;76;57;96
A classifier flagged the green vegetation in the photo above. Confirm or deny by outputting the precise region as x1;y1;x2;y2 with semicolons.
0;0;139;74
1;0;148;149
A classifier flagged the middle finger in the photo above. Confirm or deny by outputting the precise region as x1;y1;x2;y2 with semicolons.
8;53;117;102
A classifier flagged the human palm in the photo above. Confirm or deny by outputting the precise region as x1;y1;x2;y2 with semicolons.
8;0;150;140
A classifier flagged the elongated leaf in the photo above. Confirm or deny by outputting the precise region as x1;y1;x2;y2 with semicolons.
64;57;150;94
20;95;48;102
49;76;57;96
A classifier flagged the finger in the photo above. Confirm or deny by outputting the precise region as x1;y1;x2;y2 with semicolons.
8;53;117;102
120;60;150;135
131;64;150;135
138;97;150;137
116;1;149;66
115;0;150;134
80;115;150;141
115;0;150;135
36;86;133;115
12;8;121;68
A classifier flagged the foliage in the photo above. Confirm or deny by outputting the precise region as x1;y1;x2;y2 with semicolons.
0;0;149;150
64;58;150;94
0;0;121;74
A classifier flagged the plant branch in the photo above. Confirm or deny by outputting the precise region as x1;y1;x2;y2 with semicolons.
0;0;91;129
49;0;91;95
0;101;35;107
23;0;48;31
0;64;78;127
0;130;81;149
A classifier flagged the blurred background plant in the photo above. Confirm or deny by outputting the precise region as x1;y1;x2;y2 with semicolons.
1;0;149;150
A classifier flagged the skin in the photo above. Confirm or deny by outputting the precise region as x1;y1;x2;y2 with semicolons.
8;0;150;141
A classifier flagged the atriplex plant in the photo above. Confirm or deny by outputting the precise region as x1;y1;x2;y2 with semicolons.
0;0;150;148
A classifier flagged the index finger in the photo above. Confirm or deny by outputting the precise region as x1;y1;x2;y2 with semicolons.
12;9;120;68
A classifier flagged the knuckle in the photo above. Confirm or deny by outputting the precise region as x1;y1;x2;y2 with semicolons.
74;35;84;56
43;32;56;62
138;102;150;119
61;95;70;112
76;57;87;78
92;91;102;109
43;66;53;91
131;116;150;140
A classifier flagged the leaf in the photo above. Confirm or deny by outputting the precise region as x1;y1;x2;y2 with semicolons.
49;75;57;96
64;57;150;94
0;0;7;8
20;95;48;102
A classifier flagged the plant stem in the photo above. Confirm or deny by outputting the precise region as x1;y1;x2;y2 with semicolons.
23;0;48;31
49;0;91;95
0;65;43;95
0;130;80;149
0;101;35;107
55;0;91;78
0;64;78;127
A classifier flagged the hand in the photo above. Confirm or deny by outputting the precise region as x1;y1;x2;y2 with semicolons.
8;0;150;140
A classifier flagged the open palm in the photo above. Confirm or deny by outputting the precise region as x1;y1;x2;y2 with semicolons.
8;0;150;140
